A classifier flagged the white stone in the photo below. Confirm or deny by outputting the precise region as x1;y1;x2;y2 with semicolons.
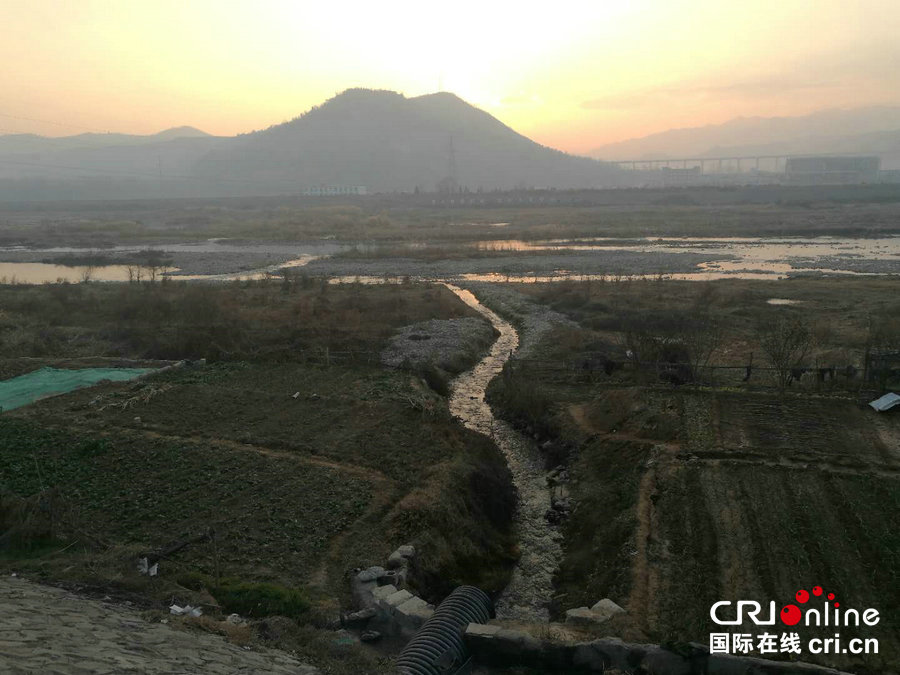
465;623;502;637
590;598;626;621
395;596;433;626
396;596;430;614
565;607;598;626
382;589;413;608
371;584;398;601
356;566;385;582
386;545;416;569
395;544;415;558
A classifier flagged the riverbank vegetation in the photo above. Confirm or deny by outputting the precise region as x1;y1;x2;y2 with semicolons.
2;189;900;251
0;277;477;361
483;276;900;673
0;279;516;673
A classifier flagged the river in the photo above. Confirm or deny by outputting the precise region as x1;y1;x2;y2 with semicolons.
2;234;898;284
445;283;562;623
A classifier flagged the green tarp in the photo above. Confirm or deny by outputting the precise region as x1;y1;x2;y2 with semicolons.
0;367;156;412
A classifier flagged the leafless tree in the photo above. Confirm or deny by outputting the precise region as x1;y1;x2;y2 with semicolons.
137;250;172;283
618;316;660;365
757;315;812;390
679;314;723;381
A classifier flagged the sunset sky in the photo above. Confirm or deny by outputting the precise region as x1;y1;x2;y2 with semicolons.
1;0;898;154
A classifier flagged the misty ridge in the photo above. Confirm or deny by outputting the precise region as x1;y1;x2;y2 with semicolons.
590;106;900;162
0;89;897;201
0;89;619;200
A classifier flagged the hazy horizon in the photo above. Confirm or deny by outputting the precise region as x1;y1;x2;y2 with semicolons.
2;0;898;155
4;95;898;152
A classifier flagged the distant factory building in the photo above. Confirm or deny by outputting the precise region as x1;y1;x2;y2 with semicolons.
302;185;368;196
878;169;900;184
785;156;881;184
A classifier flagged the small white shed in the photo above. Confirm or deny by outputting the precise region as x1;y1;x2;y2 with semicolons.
869;392;900;412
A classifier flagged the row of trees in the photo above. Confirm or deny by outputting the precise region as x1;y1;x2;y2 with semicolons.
617;309;899;391
78;251;174;284
618;312;813;391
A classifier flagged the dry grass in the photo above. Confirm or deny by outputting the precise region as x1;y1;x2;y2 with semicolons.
0;279;479;361
489;276;900;672
2;194;899;250
0;280;516;643
514;276;900;371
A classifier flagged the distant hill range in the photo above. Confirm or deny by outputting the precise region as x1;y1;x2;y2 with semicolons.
5;96;896;201
0;126;212;154
0;90;618;200
590;107;900;168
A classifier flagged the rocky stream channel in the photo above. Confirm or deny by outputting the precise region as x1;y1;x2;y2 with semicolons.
444;284;563;623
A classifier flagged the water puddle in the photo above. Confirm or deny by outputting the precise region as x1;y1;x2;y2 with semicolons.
0;256;318;284
459;270;791;282
0;262;177;284
173;255;319;281
0;239;340;284
329;236;900;282
468;235;900;279
3;235;898;284
0;240;342;256
474;235;900;258
445;283;561;623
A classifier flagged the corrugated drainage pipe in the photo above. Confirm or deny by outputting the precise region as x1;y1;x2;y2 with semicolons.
395;585;493;675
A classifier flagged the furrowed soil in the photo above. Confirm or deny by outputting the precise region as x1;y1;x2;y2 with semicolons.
0;280;517;674
483;277;900;674
2;363;515;595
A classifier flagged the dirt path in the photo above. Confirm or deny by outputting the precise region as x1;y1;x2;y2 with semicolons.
675;450;900;478
0;576;318;674
444;284;562;623
97;427;395;485
627;458;659;636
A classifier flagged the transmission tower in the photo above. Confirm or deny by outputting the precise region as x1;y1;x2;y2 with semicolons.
448;135;457;189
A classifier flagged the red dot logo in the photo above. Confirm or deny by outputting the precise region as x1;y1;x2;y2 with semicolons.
781;605;802;626
795;589;809;603
812;586;823;596
834;602;840;608
827;593;835;601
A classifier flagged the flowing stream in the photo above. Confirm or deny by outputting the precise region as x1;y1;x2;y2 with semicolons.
445;283;562;623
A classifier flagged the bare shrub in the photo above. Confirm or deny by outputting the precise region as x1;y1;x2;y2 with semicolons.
678;314;723;381
757;314;812;390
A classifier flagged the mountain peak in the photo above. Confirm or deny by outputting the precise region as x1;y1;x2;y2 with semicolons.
322;89;407;108
154;126;211;139
333;87;405;98
412;91;466;103
199;88;615;192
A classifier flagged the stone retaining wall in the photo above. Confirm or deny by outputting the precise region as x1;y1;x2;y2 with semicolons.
345;545;435;639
